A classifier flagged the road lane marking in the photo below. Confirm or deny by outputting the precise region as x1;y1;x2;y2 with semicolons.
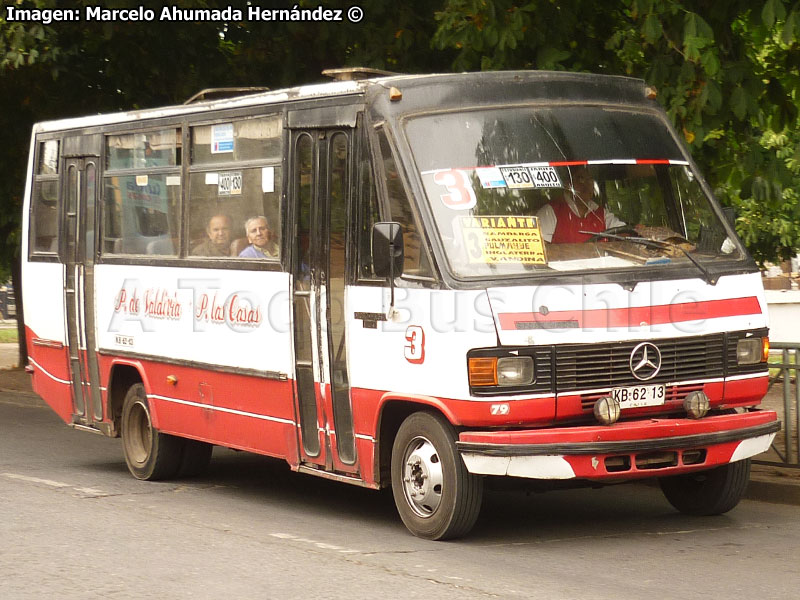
269;532;361;554
2;472;111;497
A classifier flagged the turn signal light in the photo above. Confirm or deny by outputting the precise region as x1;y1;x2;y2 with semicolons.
468;357;497;386
762;336;770;362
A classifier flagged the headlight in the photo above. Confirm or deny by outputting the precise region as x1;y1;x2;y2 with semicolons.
737;337;768;365
497;356;535;386
468;355;535;387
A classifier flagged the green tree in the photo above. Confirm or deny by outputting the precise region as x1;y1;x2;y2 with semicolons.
433;0;800;265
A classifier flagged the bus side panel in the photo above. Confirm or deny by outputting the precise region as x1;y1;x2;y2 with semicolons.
93;264;297;459
23;262;72;423
347;286;499;403
93;264;293;373
98;355;298;459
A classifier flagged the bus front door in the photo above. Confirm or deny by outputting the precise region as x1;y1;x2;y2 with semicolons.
290;127;358;474
63;156;103;428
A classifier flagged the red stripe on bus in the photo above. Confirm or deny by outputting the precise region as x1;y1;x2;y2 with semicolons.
498;296;762;330
548;160;589;167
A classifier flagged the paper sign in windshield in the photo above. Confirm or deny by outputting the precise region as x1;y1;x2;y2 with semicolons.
475;167;507;189
461;216;547;265
499;166;535;189
528;166;561;188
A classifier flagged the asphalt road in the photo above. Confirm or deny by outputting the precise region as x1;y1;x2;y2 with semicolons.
3;391;800;600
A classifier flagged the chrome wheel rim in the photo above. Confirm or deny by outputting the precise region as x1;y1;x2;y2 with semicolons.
401;436;444;518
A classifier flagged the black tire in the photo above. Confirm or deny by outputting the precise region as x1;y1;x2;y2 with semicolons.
659;459;751;516
391;411;483;540
178;440;213;478
121;383;183;481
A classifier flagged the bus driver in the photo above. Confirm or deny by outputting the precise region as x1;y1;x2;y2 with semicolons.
537;166;625;243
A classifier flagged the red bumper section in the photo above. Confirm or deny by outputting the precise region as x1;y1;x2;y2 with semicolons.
457;411;779;481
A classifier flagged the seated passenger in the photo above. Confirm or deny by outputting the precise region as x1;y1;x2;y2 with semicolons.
239;216;278;258
537;166;625;243
192;214;232;257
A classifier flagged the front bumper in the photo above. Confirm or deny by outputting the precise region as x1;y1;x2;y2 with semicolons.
458;410;779;480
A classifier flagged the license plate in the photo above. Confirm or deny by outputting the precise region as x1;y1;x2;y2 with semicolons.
610;384;666;408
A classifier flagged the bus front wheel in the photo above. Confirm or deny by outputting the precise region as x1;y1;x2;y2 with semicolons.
391;411;483;540
659;459;751;516
121;383;183;481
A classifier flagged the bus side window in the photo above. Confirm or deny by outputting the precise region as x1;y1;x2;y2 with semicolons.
30;139;60;256
375;128;433;278
188;116;283;260
102;129;181;256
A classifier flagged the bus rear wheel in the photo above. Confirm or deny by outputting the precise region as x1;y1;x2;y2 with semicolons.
121;383;183;481
659;459;751;516
391;411;483;540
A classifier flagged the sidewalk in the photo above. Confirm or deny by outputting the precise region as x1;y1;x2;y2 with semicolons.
1;341;799;506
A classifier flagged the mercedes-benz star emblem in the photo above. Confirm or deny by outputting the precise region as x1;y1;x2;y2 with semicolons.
629;342;662;381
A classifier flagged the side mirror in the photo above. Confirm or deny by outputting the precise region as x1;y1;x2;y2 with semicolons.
372;222;404;280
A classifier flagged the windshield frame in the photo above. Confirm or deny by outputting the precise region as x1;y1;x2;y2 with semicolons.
392;101;756;289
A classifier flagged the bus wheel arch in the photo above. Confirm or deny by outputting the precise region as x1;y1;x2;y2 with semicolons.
107;363;146;438
376;397;459;488
108;363;213;480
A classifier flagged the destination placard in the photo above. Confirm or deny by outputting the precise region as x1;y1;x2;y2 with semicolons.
460;216;547;265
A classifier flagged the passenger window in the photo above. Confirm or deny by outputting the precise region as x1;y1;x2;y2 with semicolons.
102;129;181;256
188;116;283;259
376;128;433;278
30;139;60;255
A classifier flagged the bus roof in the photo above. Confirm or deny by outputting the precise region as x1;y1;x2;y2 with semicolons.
33;71;650;134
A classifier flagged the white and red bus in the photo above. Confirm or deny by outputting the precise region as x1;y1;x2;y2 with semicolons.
22;70;778;539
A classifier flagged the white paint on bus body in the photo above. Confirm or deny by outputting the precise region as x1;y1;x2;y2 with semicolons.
93;264;293;375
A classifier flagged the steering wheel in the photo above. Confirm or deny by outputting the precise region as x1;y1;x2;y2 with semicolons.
587;226;639;242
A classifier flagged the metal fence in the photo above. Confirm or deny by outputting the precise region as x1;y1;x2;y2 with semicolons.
755;342;800;468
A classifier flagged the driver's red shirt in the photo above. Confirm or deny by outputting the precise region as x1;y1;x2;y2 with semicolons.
550;199;606;243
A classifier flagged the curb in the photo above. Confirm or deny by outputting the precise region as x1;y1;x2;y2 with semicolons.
745;478;800;506
746;463;800;506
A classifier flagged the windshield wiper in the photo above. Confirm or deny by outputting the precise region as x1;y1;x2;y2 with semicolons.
578;231;717;285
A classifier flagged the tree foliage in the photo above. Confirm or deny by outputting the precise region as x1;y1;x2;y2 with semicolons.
2;0;799;274
433;0;800;264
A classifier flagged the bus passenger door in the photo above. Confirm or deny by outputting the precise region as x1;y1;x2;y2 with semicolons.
290;126;358;473
63;156;103;428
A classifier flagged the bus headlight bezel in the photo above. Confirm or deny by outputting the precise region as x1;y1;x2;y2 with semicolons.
736;337;768;365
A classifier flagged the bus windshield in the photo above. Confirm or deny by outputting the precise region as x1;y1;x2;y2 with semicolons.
405;106;744;279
